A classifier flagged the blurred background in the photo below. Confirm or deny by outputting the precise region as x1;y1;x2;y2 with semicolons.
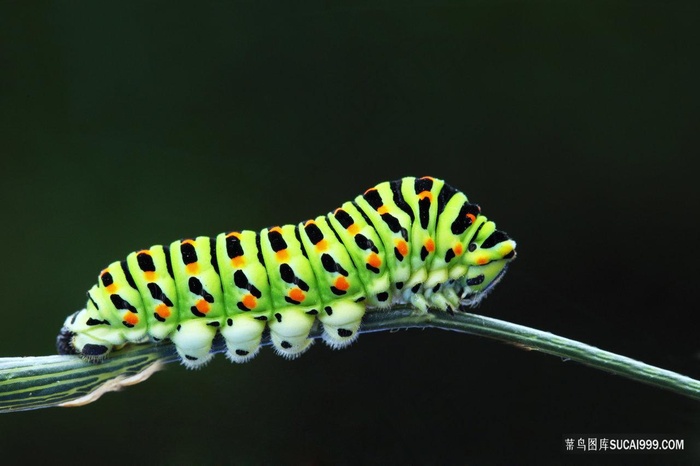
1;1;698;464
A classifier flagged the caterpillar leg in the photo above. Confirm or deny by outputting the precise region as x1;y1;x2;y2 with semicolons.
171;320;217;369
268;308;315;359
221;315;266;363
318;300;365;350
70;332;114;362
426;285;462;312
409;291;429;313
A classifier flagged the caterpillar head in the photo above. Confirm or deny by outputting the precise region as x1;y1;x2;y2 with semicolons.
56;309;114;361
56;326;78;355
460;220;516;306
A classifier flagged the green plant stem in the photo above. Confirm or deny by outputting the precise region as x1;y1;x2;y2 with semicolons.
1;308;698;413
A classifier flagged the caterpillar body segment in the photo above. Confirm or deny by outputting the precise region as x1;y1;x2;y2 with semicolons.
58;176;517;368
260;224;320;359
168;236;225;365
125;245;180;341
299;216;367;349
215;230;271;363
327;201;393;308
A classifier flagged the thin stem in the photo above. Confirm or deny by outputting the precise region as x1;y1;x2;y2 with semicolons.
1;307;697;413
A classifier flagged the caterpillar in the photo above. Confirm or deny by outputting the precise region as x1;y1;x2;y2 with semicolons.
57;176;517;368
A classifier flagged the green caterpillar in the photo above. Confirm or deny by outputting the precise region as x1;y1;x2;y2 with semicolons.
57;176;516;368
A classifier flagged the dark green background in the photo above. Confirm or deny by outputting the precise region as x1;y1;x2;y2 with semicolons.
1;1;698;464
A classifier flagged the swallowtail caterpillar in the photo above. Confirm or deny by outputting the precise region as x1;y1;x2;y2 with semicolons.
57;176;516;368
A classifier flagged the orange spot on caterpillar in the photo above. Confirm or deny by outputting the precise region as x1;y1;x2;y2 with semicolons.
364;187;377;195
226;231;242;239
186;263;199;274
105;284;118;294
155;303;171;319
181;239;195;246
231;256;245;267
476;257;489;265
269;226;283;234
420;176;435;181
395;239;408;257
377;205;389;215
454;243;463;255
289;287;305;303
316;239;328;251
144;271;156;282
123;311;139;326
137;249;151;255
418;191;434;201
304;219;315;227
466;213;476;223
368;253;381;268
242;294;257;310
348;224;360;235
195;299;210;314
276;249;289;261
425;238;435;252
334;276;350;291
